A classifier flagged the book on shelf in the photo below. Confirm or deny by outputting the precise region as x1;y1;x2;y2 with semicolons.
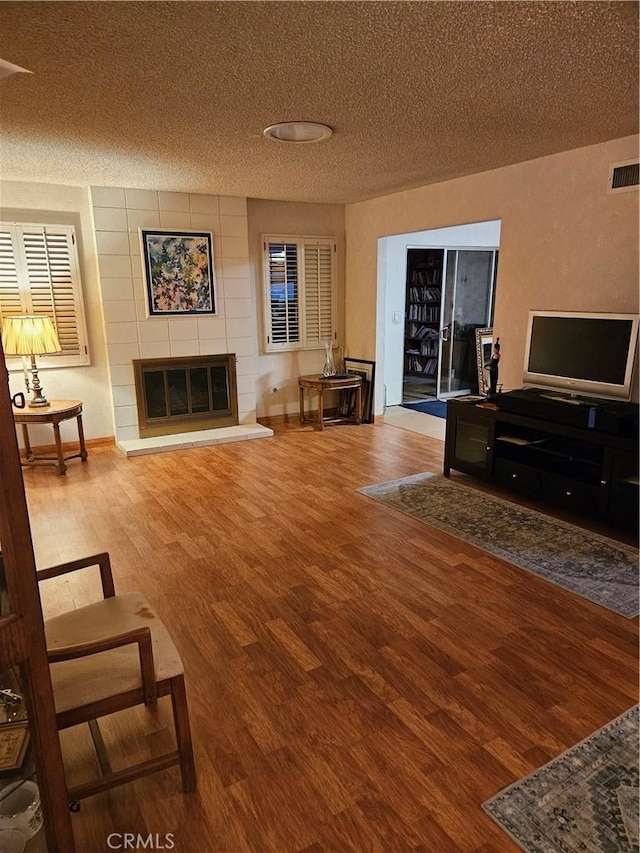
409;269;442;287
406;355;437;374
406;324;440;340
407;304;440;322
408;285;441;303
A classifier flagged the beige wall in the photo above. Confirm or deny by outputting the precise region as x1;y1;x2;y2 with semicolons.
345;135;640;406
247;199;345;417
0;181;114;444
0;182;346;441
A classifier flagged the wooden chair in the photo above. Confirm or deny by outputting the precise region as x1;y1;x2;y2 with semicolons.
37;552;196;803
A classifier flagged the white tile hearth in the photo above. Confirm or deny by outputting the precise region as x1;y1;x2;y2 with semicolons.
117;423;273;457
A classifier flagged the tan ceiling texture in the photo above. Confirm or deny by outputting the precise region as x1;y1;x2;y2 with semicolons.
0;1;637;204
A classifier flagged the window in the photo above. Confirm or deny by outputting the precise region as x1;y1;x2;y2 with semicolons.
0;223;89;367
262;235;336;352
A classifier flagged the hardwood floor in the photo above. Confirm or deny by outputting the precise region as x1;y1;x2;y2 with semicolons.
28;420;638;852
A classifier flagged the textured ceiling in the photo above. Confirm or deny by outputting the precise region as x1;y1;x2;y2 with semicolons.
0;1;637;204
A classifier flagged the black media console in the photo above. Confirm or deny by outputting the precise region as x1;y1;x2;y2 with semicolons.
444;389;639;531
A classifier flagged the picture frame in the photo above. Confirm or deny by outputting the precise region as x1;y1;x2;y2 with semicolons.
340;357;376;423
475;327;493;395
140;229;216;317
0;721;29;771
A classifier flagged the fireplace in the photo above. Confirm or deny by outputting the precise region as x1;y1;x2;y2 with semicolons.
133;354;238;438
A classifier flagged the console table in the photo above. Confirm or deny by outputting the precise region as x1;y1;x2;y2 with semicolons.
298;374;362;430
444;396;639;531
12;399;88;475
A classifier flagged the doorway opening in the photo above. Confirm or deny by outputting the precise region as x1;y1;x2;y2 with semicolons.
376;219;501;419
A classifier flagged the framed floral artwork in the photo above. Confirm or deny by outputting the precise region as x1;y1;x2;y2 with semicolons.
141;230;216;316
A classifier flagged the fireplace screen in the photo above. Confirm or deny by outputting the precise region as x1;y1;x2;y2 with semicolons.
133;355;238;437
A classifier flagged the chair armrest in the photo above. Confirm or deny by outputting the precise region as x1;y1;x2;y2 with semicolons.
47;626;157;706
37;552;115;599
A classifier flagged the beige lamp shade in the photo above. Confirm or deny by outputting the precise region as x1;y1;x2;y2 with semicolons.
1;315;61;356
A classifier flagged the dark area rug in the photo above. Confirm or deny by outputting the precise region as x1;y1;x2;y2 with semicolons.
483;705;639;853
400;400;448;418
357;473;639;617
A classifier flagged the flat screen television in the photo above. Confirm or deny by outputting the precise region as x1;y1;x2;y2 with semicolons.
523;311;639;401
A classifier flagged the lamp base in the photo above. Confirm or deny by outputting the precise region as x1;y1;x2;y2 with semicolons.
26;359;51;407
28;389;51;408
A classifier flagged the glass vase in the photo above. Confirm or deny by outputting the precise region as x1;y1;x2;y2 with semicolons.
322;342;336;377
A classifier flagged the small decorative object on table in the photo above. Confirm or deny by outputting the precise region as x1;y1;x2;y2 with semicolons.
322;341;336;377
487;337;500;397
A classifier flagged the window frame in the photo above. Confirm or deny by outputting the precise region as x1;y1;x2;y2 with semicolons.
0;221;90;370
261;234;337;354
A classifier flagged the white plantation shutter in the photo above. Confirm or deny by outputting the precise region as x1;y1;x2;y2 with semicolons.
303;241;334;348
267;241;300;346
0;223;89;367
0;229;23;318
263;235;336;352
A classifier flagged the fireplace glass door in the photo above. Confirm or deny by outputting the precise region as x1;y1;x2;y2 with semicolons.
134;355;238;437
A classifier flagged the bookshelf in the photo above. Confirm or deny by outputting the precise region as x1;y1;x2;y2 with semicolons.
404;249;444;384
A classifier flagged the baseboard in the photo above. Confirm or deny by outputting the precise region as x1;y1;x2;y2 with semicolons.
259;408;343;427
86;436;116;448
18;436;115;455
258;414;299;426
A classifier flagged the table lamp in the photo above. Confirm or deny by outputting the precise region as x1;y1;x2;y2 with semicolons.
1;315;62;407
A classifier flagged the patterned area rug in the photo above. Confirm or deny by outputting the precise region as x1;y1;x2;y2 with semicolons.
483;706;639;852
357;473;639;618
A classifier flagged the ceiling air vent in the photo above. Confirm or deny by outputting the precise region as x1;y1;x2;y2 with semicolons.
608;160;639;194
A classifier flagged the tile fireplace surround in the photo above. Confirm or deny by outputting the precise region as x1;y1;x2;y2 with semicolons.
91;187;273;455
92;186;272;456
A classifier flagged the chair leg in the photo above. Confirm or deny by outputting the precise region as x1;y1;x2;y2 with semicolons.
88;719;113;776
170;675;196;792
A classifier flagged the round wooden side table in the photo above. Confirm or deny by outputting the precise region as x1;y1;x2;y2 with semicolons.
298;374;362;430
12;400;88;475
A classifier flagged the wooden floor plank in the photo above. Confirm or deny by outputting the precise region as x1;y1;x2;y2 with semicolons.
28;419;637;852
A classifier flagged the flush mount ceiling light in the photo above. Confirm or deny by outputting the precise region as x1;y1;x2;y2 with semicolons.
263;121;333;143
0;57;33;80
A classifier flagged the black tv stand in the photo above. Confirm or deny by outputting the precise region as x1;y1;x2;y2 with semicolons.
444;396;639;531
492;387;639;434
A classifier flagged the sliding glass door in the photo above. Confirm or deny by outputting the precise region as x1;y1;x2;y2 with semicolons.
437;250;497;398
